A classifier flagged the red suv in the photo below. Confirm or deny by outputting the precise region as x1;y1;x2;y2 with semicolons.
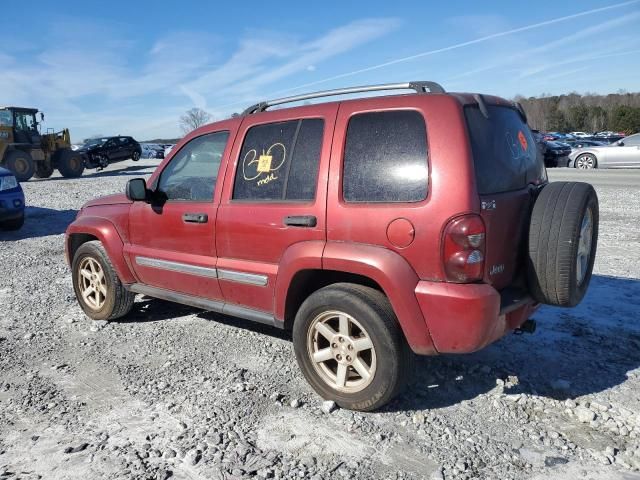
65;82;598;411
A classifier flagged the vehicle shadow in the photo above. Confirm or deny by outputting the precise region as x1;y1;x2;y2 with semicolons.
0;206;77;241
106;274;640;412
386;274;640;412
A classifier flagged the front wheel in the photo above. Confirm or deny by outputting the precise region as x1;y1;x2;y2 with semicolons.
293;283;412;411
5;150;35;182
575;153;597;169
72;241;135;320
57;149;85;178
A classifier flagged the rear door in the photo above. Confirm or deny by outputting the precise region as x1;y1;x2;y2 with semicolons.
464;105;546;290
216;104;337;315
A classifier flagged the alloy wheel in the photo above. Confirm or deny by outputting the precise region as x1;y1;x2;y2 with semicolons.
306;310;376;393
78;257;107;310
576;208;594;285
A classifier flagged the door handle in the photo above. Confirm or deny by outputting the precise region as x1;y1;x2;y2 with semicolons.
284;215;317;227
183;213;208;224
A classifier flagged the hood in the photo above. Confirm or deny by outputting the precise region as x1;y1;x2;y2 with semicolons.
83;193;131;208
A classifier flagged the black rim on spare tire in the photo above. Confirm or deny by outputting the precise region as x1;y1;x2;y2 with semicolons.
528;181;599;307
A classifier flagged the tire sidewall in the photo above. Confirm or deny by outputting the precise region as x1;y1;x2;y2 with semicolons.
72;243;117;320
7;151;35;182
567;194;599;306
293;287;402;411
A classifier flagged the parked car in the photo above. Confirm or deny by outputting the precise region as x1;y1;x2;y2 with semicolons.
565;139;607;151
542;140;572;167
569;131;591;138
569;133;640;168
65;81;599;411
164;144;175;158
141;144;157;159
78;136;142;169
0;167;25;230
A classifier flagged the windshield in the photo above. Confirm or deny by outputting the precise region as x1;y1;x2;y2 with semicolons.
0;110;11;127
84;137;109;146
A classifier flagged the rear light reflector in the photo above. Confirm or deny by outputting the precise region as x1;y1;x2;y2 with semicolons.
442;214;486;283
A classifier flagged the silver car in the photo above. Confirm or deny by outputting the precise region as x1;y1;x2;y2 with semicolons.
569;133;640;169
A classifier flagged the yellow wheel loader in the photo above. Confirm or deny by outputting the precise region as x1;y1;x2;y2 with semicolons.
0;107;84;181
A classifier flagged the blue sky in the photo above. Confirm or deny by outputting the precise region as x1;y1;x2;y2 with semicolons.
2;0;639;141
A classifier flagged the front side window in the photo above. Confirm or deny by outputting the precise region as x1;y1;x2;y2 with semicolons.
623;134;640;146
342;110;428;203
233;118;324;201
14;112;36;131
158;131;229;201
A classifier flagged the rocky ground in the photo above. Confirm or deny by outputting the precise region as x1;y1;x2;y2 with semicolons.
1;160;640;480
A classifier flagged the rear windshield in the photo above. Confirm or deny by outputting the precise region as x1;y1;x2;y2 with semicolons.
465;105;546;194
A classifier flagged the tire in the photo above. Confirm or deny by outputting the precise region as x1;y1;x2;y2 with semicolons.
132;151;140;161
72;240;135;320
34;161;54;179
0;213;25;231
292;283;413;411
575;153;597;169
57;149;85;178
528;182;599;307
4;150;35;182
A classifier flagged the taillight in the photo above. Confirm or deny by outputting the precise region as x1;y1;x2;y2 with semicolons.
442;214;486;283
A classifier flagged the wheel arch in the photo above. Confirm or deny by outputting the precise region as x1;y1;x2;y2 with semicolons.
275;241;437;355
66;216;136;284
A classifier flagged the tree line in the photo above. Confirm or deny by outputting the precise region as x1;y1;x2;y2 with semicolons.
515;91;640;134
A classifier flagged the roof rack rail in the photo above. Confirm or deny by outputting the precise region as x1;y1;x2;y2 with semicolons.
242;81;445;115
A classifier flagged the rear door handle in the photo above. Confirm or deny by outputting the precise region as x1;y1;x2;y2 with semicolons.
284;215;317;228
183;213;208;224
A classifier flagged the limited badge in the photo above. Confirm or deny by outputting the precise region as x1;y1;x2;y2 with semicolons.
257;154;272;173
518;131;528;151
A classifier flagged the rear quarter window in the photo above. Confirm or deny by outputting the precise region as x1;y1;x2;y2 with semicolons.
465;105;545;195
343;110;428;203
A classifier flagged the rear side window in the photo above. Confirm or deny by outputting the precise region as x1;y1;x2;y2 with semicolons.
233;119;324;201
343;110;428;203
465;105;545;194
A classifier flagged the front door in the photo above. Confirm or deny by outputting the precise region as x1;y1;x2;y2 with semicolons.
125;129;233;301
215;104;337;314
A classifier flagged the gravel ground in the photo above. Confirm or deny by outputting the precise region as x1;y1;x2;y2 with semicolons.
1;161;640;480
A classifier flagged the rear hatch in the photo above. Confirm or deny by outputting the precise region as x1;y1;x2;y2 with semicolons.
464;103;547;290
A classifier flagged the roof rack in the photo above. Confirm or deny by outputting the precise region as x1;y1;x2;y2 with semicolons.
242;81;445;115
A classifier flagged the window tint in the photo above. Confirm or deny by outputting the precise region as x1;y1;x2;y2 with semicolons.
465;105;546;195
233;119;324;201
624;134;640;146
342;110;428;203
158;131;229;201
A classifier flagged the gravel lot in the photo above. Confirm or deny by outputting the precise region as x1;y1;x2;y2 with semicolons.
1;161;640;480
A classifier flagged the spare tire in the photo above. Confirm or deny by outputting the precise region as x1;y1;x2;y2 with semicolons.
528;182;598;307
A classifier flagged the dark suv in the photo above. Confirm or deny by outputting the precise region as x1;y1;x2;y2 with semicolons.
65;82;599;411
78;136;142;169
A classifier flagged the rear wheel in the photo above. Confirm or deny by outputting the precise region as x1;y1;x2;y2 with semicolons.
34;161;54;179
132;151;140;161
528;182;599;307
72;241;135;320
57;149;85;178
5;150;35;182
575;153;597;169
293;283;412;411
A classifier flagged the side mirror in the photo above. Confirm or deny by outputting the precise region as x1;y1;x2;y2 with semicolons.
40;112;45;122
126;178;148;201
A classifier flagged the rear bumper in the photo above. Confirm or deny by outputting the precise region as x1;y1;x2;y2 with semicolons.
415;281;537;354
